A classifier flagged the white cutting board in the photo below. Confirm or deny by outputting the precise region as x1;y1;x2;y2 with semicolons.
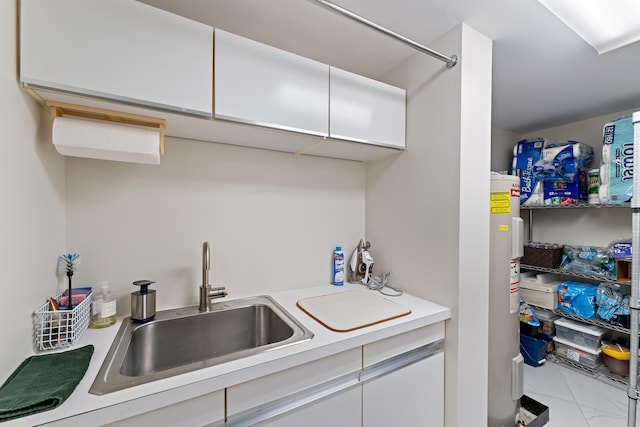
296;290;411;332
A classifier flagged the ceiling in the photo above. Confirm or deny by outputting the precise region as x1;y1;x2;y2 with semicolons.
141;0;640;134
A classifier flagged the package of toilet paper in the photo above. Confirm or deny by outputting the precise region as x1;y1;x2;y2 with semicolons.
511;138;545;205
532;140;594;183
512;138;593;206
599;116;634;204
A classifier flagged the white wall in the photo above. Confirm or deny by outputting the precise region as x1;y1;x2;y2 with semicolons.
65;137;366;312
457;25;493;426
491;126;519;172
367;24;493;427
0;0;66;380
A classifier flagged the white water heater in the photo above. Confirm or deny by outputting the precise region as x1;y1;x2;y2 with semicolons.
488;173;525;426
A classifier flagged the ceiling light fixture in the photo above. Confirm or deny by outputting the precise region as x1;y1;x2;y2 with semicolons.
537;0;640;54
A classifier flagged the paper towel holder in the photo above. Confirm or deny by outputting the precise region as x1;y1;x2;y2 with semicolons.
46;101;167;156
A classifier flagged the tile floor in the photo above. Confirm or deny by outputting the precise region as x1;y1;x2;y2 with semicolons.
524;361;639;426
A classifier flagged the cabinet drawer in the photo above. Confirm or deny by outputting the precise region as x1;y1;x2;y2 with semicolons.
255;386;361;427
103;389;225;427
363;323;445;367
42;388;225;427
226;347;361;417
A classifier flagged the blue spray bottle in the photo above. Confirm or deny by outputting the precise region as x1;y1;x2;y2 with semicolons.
333;246;345;286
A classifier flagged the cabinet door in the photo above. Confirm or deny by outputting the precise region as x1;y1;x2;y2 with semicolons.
330;67;406;148
363;352;444;427
103;390;225;427
214;29;329;137
362;323;445;427
20;0;213;117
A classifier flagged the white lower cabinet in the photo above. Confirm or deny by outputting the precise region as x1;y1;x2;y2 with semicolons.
38;326;444;426
41;324;444;426
226;323;445;426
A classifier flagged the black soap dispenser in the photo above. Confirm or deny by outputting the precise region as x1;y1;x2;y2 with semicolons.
131;280;156;322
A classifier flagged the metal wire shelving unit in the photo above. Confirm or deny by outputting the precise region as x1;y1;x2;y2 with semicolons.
528;301;635;393
529;302;631;336
519;125;640;426
521;202;630;210
523;269;639;400
546;352;630;391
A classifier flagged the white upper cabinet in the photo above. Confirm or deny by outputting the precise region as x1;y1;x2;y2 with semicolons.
214;29;329;137
20;0;213;117
20;2;404;162
330;67;406;148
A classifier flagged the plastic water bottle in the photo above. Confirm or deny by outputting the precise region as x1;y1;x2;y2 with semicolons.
333;246;345;286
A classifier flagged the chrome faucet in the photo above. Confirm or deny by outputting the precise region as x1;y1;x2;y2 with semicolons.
199;241;227;311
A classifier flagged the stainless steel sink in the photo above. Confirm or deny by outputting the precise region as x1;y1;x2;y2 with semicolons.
90;295;313;395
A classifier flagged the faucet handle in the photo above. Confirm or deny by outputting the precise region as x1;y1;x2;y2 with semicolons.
209;286;227;300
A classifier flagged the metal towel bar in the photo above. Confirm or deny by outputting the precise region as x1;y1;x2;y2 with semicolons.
310;0;458;68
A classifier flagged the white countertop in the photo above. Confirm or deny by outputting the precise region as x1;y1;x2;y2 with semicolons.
8;283;450;426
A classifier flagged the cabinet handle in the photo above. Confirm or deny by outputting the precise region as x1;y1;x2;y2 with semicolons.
360;339;444;384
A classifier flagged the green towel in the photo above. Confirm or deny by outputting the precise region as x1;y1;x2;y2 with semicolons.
0;345;94;422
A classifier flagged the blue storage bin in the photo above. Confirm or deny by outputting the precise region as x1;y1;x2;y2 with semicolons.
520;333;552;367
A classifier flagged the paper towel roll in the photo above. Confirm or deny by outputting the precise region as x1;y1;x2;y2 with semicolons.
52;116;161;165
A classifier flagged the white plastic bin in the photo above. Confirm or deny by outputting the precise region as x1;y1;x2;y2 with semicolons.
554;318;606;352
554;336;602;368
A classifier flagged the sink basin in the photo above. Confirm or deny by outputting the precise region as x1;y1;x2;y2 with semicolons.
90;295;313;395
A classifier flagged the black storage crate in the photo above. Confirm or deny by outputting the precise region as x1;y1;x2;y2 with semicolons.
521;245;564;268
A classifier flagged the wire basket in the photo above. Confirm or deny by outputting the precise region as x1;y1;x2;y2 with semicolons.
33;291;92;351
